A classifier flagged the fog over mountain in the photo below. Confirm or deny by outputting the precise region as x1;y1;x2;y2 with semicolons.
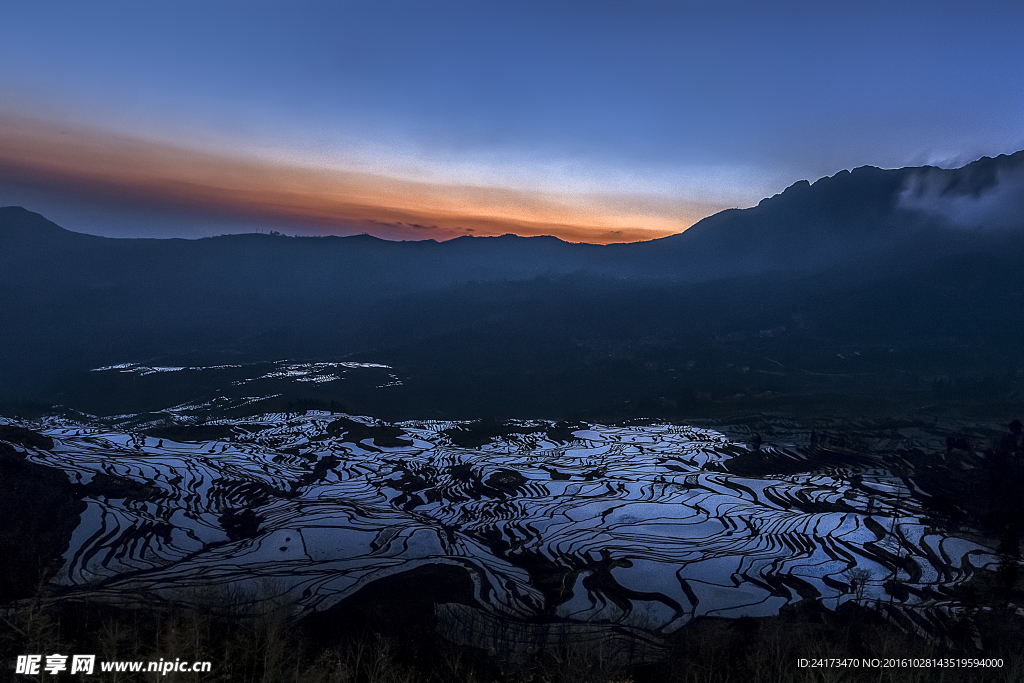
2;151;1023;420
898;152;1024;231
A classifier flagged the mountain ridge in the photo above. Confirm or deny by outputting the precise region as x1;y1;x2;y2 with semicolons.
2;151;1023;419
5;149;1022;289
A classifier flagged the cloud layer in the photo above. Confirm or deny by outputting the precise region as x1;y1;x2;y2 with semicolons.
899;163;1024;231
0;115;724;243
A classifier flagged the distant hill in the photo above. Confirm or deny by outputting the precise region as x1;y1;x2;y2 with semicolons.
4;150;1024;290
629;149;1024;280
2;150;1023;420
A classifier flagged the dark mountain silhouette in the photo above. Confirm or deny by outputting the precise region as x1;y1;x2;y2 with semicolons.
2;150;1023;419
629;149;1024;280
3;149;1023;289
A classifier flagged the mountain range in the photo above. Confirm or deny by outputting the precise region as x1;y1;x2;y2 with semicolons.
2;151;1023;421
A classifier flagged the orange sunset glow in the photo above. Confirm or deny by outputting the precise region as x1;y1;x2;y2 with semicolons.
0;115;722;243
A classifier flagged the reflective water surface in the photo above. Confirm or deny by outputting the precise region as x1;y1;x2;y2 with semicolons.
15;412;997;637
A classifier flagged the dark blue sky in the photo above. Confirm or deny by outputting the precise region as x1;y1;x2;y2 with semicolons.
1;0;1022;241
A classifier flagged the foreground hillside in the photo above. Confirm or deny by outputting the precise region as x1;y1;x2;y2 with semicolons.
3;414;1023;681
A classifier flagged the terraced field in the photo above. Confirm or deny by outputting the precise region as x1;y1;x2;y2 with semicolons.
5;411;997;645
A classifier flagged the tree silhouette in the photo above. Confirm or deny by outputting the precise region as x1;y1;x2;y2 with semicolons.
984;420;1024;596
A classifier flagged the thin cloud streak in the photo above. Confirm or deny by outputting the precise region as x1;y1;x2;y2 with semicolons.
0;115;725;243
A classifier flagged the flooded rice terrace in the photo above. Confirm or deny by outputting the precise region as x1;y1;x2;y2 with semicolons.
7;409;998;645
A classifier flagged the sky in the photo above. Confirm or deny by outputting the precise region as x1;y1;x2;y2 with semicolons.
1;0;1022;243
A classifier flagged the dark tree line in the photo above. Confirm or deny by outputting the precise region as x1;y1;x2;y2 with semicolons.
985;420;1024;595
912;420;1024;599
